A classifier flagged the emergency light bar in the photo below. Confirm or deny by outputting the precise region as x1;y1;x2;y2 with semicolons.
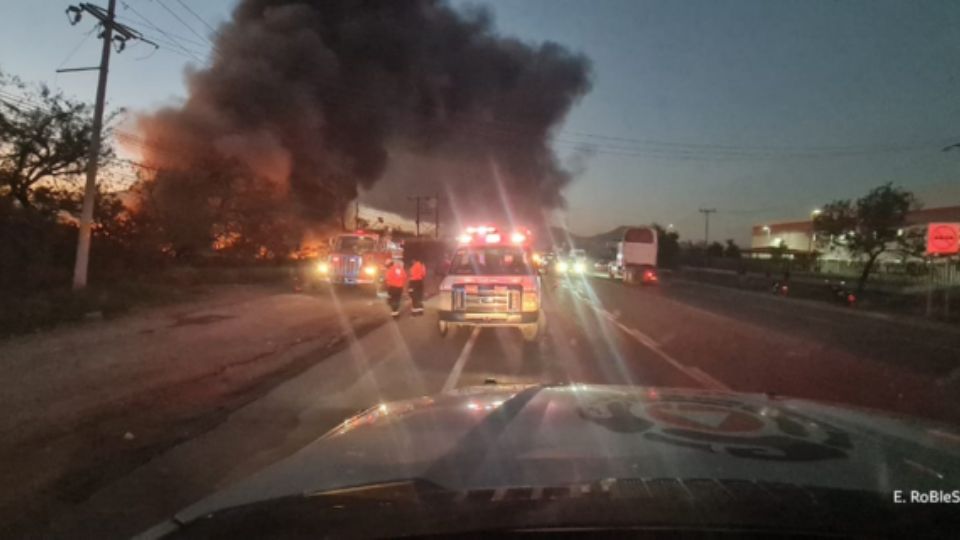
459;225;532;246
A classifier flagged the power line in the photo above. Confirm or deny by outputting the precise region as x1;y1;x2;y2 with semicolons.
8;54;957;166
230;73;959;160
40;4;960;163
116;13;207;48
115;9;208;47
56;26;98;71
119;1;205;62
175;0;217;34
298;71;957;156
7;84;955;165
51;7;954;162
135;31;205;61
154;0;214;47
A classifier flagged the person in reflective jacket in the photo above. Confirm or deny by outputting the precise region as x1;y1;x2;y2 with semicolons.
408;258;426;316
384;260;407;318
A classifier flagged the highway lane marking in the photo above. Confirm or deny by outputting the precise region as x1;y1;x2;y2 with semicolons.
668;276;960;340
566;286;730;391
744;302;960;352
597;278;960;356
442;326;482;393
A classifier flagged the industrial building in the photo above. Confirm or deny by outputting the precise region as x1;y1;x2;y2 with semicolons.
749;205;960;261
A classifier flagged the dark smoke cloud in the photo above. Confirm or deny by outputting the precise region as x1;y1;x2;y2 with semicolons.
139;0;591;228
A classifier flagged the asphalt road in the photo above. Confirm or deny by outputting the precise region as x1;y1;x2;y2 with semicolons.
11;273;960;538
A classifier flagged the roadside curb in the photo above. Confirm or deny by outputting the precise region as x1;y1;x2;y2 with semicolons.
666;276;960;335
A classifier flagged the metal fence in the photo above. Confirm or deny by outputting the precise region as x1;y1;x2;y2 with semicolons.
679;254;960;287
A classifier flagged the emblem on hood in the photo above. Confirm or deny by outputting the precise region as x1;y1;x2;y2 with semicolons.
578;392;852;462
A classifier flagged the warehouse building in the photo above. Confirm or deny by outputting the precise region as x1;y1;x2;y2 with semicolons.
749;205;960;261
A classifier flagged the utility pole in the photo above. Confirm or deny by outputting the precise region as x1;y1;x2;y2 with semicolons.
408;195;440;239
699;208;716;246
66;1;155;290
408;196;422;237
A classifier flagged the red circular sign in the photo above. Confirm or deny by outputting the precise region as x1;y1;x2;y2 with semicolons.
931;225;957;248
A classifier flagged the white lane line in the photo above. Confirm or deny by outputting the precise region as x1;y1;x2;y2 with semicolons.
442;326;482;393
569;291;730;391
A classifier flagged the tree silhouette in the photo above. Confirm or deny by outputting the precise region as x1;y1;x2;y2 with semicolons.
813;183;917;293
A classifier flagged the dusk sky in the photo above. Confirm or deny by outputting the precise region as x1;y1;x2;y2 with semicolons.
2;0;959;244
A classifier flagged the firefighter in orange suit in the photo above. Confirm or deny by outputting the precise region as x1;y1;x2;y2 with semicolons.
385;260;407;318
408;258;426;316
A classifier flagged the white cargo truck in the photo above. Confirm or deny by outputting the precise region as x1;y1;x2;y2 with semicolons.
608;227;659;285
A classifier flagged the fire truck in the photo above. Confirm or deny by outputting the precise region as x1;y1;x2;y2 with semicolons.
315;231;402;292
437;225;544;342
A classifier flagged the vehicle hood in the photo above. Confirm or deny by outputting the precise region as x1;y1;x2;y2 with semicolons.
174;384;960;523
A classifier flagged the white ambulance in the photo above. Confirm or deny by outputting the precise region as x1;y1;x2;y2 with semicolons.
437;225;543;342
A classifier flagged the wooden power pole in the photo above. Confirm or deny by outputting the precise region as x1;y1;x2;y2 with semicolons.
67;1;154;289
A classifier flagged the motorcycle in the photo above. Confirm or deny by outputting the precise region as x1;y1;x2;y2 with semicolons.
771;280;789;296
825;280;857;307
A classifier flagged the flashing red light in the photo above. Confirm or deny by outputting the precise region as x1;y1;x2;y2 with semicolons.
461;225;531;246
332;256;340;262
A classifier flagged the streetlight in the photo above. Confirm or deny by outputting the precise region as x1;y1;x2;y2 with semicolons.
762;225;771;244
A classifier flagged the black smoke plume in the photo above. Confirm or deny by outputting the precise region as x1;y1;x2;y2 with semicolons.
138;0;591;230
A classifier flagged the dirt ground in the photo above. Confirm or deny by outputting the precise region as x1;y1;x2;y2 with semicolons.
0;284;391;537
